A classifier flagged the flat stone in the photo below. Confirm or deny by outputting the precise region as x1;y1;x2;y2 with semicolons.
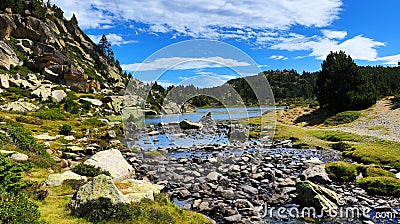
45;171;87;187
10;153;28;162
35;133;57;140
206;171;221;181
396;172;400;179
117;179;164;203
64;136;75;141
79;97;102;106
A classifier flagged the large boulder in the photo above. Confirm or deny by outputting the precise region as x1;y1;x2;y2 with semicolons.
179;119;202;130
0;41;19;70
302;164;331;184
296;181;341;212
0;74;10;89
51;89;67;102
45;171;87;187
68;175;125;216
84;149;134;180
31;84;52;101
0;100;39;112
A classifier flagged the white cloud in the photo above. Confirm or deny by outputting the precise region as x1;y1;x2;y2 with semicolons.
88;34;137;46
272;34;386;61
53;0;342;39
122;56;251;72
269;55;288;60
322;30;347;39
374;54;400;65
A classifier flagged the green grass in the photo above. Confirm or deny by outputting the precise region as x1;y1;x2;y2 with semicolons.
324;111;361;126
325;162;358;182
356;176;400;196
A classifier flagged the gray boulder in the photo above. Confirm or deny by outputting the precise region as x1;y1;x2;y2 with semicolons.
296;181;341;212
302;164;331;184
0;41;19;70
84;149;134;180
31;84;52;101
68;175;124;215
51;89;67;102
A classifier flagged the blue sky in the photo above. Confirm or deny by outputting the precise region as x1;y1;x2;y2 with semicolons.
54;0;400;87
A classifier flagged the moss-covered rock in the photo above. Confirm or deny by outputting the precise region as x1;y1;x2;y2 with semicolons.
296;181;341;212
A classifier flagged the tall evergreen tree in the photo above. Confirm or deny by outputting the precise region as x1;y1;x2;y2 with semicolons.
316;51;377;111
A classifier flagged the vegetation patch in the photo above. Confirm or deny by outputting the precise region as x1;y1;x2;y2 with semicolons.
82;118;106;127
16;116;43;125
356;177;400;196
59;124;72;135
71;163;111;177
324;111;361;126
34;109;65;120
325;162;358;183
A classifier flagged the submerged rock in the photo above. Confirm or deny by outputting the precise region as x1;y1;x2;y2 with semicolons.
179;119;202;130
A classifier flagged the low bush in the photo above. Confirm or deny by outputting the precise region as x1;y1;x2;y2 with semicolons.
0;191;42;224
59;124;72;135
356;176;400;196
324;111;361;126
16;116;43;125
33;109;65;120
325;162;358;182
71;163;111;177
71;197;131;223
0;154;32;194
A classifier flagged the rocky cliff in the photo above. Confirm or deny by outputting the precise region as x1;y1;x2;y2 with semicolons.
0;1;126;92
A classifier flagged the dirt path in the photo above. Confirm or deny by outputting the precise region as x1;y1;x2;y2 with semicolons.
276;96;400;142
335;96;400;142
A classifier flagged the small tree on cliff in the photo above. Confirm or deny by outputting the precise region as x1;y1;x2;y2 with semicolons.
316;51;377;112
98;35;115;64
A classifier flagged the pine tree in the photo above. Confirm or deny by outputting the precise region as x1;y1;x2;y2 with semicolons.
316;51;377;111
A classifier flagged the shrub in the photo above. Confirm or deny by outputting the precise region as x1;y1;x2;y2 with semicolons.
59;124;72;135
325;162;358;183
0;154;32;194
324;111;361;126
33;109;65;120
356;176;400;196
71;163;111;177
0;191;42;224
16;116;43;125
71;197;131;222
63;97;80;114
